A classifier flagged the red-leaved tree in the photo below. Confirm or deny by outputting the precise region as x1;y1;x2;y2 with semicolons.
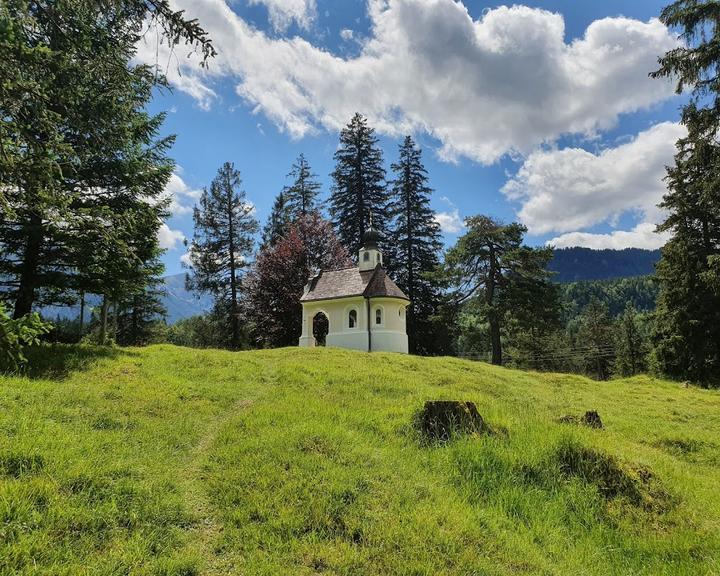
246;213;351;347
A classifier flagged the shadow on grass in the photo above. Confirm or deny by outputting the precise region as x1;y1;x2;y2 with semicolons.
19;343;135;380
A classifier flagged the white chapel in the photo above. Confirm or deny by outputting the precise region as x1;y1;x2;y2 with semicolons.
298;226;410;353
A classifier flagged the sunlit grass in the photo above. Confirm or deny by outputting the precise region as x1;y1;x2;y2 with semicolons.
1;344;718;575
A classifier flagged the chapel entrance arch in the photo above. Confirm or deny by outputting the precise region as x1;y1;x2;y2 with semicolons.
312;312;329;346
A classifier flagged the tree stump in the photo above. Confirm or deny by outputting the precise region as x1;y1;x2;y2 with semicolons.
418;401;485;441
580;410;603;429
558;410;603;429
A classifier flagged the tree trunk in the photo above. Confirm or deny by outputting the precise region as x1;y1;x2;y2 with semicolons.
227;187;240;350
405;177;415;355
13;213;43;319
488;309;502;365
100;296;109;345
112;298;119;343
79;291;85;339
486;245;502;365
131;296;139;345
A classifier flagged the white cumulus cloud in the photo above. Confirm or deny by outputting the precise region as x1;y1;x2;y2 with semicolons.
180;251;193;267
549;222;670;250
501;121;685;249
248;0;316;32
435;209;464;233
163;172;203;216
136;0;679;164
158;223;186;250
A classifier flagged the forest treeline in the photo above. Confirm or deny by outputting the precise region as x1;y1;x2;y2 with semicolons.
1;0;718;386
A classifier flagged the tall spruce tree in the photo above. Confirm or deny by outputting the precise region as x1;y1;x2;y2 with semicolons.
329;113;388;254
186;162;258;350
261;155;322;248
650;2;720;384
0;1;212;320
442;216;554;365
651;108;720;382
284;154;321;218
261;191;291;248
387;136;443;354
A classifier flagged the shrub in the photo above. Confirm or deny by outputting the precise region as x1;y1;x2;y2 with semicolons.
0;302;52;372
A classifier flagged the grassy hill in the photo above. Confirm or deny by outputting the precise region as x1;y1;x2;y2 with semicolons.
1;345;718;575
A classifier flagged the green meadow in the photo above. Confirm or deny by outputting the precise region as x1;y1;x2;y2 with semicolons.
1;344;718;575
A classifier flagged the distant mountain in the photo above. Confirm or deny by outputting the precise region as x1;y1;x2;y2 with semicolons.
39;273;212;325
162;273;213;323
548;247;661;283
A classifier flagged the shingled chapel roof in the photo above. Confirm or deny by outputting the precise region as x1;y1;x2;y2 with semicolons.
300;264;409;303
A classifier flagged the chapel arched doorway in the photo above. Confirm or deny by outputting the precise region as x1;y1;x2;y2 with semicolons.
312;312;329;347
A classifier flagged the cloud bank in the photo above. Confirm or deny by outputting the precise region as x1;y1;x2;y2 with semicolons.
137;0;678;164
502;121;684;248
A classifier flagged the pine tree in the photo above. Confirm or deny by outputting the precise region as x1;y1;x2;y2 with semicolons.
576;298;615;380
613;303;647;377
115;252;168;347
650;3;720;383
187;162;258;350
329;113;388;254
261;191;291;248
0;1;211;319
503;277;565;371
651;110;720;382
443;216;554;365
386;136;443;354
284;154;321;219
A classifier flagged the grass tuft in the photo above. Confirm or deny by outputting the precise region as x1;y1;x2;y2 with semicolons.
0;453;45;479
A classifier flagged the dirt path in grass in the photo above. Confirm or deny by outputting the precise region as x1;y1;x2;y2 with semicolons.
180;397;255;575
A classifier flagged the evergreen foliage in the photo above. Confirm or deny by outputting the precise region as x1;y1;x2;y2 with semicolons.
650;3;720;385
613;304;649;377
261;191;291;248
329;113;388;254
574;298;615;381
0;0;210;339
186;162;258;350
115;260;168;347
0;302;51;372
284;154;322;219
560;276;659;321
443;216;555;365
386;136;444;354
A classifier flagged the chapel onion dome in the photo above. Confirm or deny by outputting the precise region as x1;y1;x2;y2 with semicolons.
362;225;382;249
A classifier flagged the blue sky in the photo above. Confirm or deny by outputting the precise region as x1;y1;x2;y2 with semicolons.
141;0;687;275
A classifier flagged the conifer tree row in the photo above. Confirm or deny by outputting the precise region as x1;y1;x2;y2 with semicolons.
0;0;216;336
